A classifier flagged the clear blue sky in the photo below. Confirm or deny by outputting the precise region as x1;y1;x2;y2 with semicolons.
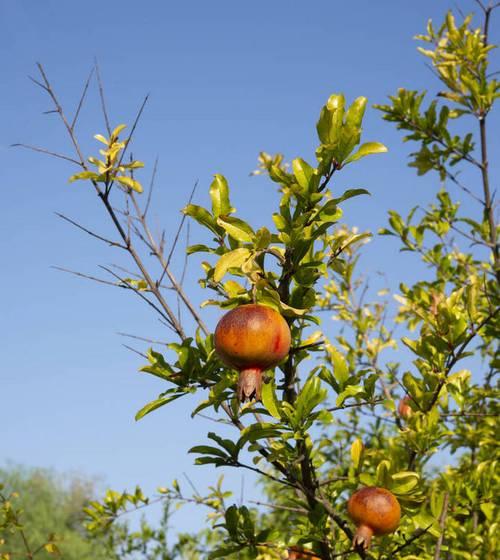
1;0;498;536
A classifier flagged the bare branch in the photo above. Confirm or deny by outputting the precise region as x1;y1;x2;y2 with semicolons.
36;63;90;173
28;74;49;91
249;500;308;514
117;94;149;169
99;265;177;328
117;332;168;345
158;181;198;287
128;190;209;335
441;411;499;417
144;156;159;218
11;143;80;166
474;0;487;12
327;398;384;413
445;168;484;205
233;461;298;490
122;344;148;359
55;212;127;249
390;525;433;555
51;265;127;289
94;59;111;135
71;67;94;131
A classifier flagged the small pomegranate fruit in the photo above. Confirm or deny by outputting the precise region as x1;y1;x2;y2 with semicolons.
398;396;413;420
347;487;401;550
214;304;291;402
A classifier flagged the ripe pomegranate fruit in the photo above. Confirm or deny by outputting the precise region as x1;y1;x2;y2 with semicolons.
347;487;401;550
398;396;413;420
214;304;291;402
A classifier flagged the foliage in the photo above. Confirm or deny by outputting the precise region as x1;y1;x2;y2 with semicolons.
0;466;108;560
10;3;500;560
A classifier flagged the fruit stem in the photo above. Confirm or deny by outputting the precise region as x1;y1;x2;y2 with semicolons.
238;368;263;402
353;524;373;551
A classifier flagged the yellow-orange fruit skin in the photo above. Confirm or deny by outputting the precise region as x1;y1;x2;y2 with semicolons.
348;487;401;550
214;304;291;370
214;304;291;401
398;396;413;420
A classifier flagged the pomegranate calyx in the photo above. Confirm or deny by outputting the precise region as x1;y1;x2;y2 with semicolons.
352;524;373;551
238;368;263;402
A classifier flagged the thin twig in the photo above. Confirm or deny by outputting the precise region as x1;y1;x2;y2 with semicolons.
99;265;176;327
52;265;129;289
434;493;449;560
55;212;127;249
445;168;483;205
117;332;168;345
389;525;433;556
122;344;148;359
234;461;298;490
115;94;149;172
71;67;94;131
249;500;308;514
129;190;209;335
441;411;499;417
107;264;173;291
28;74;49;91
144;156;159;218
11;143;81;166
327;398;384;413
478;4;500;283
158;180;198;286
94;59;111;135
36;63;89;169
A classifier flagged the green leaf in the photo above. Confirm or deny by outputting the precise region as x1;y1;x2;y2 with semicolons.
135;390;185;421
214;248;251;282
122;160;144;170
335;385;364;406
261;380;281;419
294;377;327;425
188;445;230;460
116;176;143;193
140;349;175;381
111;124;127;138
255;227;271;250
238;422;282;447
327;346;349;387
186;244;212;255
44;543;60;555
350;438;364;469
343;142;388;166
216;216;255;243
391;471;419;494
209;174;233;217
292;158;315;191
209;546;244;559
317;93;345;144
345;96;367;129
331;188;370;204
183;204;221;235
94;134;109;145
317;200;343;223
376;460;392;488
69;171;99;183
